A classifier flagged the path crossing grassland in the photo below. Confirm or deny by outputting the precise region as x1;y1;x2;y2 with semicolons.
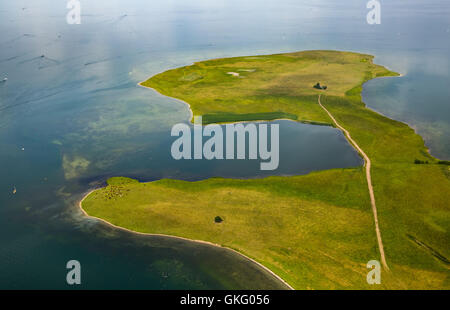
82;51;450;289
317;94;388;270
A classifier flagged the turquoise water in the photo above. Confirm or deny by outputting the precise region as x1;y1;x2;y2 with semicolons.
0;0;448;288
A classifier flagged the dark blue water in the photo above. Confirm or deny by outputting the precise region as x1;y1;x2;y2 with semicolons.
0;0;448;289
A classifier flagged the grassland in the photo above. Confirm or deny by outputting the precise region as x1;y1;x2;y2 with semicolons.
82;50;450;289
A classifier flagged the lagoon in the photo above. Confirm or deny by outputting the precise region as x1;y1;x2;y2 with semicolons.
0;0;449;289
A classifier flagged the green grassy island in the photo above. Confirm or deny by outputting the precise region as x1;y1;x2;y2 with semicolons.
81;51;450;289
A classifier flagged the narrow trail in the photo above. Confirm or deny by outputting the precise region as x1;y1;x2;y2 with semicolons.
317;94;389;270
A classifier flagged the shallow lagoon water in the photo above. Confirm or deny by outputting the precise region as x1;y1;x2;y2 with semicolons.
0;0;449;288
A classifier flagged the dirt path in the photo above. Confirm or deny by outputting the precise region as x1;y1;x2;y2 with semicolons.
317;94;389;270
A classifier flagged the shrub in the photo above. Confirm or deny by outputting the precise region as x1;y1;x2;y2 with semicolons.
414;159;429;164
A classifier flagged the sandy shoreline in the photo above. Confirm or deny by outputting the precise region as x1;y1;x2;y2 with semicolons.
138;81;194;123
78;189;295;290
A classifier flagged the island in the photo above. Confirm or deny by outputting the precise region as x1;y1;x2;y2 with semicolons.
80;50;450;289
